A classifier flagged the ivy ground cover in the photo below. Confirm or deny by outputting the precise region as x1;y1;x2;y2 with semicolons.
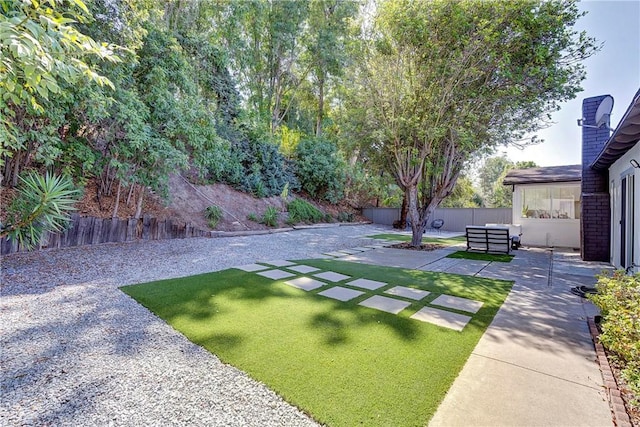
121;259;512;427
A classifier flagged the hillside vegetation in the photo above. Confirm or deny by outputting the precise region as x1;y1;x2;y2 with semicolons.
1;0;596;245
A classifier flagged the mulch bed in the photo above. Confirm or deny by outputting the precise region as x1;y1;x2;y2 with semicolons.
389;242;445;251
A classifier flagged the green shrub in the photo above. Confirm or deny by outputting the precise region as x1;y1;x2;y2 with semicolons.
590;270;640;405
261;206;279;227
287;199;324;224
247;213;259;222
337;212;354;222
295;137;346;203
204;205;223;228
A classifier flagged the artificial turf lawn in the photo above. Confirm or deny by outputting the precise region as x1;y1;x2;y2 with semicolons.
446;250;514;263
367;233;467;246
121;259;513;427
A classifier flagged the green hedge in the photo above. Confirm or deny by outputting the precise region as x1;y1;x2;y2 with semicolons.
590;270;640;406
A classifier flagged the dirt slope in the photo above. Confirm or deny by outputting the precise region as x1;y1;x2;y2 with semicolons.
165;174;287;231
2;174;363;232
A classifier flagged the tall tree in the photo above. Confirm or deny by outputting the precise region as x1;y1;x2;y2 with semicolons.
303;0;359;136
0;0;120;185
478;156;513;205
354;0;597;245
439;175;483;208
208;0;309;133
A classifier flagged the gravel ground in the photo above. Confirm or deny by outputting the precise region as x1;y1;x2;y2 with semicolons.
1;224;390;427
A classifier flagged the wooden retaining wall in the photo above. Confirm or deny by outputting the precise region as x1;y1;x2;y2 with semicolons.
1;214;209;255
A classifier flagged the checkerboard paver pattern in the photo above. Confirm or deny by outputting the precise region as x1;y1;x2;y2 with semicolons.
244;248;486;331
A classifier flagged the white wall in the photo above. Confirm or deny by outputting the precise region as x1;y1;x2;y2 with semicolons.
511;182;581;248
608;144;640;272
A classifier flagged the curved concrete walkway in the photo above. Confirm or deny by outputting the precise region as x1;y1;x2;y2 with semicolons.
341;241;614;426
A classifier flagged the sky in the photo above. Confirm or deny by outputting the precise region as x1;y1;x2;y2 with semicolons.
501;0;640;167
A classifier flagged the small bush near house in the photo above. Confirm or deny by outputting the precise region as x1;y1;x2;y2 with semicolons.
204;205;223;229
261;207;279;227
590;270;640;407
286;199;324;224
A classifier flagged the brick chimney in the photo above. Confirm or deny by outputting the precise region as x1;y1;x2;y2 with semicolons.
580;95;612;262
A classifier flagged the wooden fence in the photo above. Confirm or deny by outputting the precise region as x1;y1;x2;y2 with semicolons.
0;214;209;255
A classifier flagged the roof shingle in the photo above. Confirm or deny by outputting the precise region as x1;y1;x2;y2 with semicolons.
503;164;582;185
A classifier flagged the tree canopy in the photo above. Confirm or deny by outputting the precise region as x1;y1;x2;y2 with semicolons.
350;0;597;245
1;0;599;246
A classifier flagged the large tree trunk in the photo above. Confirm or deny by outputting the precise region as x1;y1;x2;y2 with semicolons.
112;181;121;219
407;185;423;246
316;76;325;137
395;191;408;229
134;185;144;219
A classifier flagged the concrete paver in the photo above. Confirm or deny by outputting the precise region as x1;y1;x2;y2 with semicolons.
318;286;364;301
287;265;320;274
358;295;411;314
385;286;430;300
257;269;296;280
430;294;483;314
284;277;326;291
410;306;472;331
313;271;351;282
345;278;387;290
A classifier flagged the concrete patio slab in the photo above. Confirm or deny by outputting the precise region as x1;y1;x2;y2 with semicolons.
345;278;387;290
284;277;326;291
385;286;430;301
318;286;364;302
235;263;269;272
423;257;462;272
256;269;296;280
313;271;351;282
342;247;450;269
431;294;483;314
410;307;472;331
428;352;612;427
359;295;411;314
287;265;320;274
445;259;490;275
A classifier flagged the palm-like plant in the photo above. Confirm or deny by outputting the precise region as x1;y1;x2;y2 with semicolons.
1;172;81;249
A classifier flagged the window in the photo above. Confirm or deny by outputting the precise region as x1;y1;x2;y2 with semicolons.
520;185;580;219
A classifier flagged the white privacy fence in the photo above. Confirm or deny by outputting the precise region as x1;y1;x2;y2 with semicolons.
362;207;513;232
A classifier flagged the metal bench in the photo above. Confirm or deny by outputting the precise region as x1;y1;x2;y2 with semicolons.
465;226;511;254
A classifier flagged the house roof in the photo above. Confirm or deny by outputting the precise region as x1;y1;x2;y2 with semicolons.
502;164;582;185
591;88;640;171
